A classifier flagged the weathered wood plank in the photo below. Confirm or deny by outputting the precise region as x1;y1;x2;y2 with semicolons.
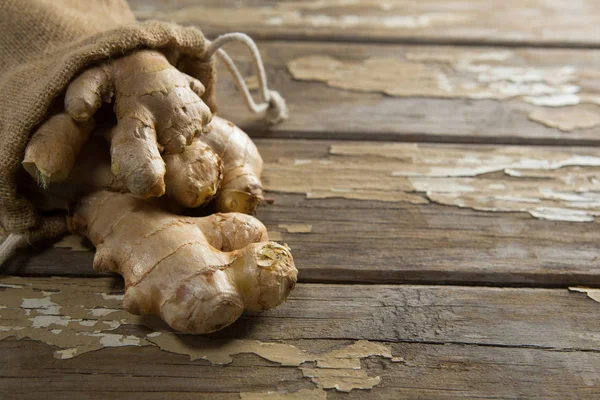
1;277;600;350
2;338;599;400
129;0;600;48
1;278;600;399
4;140;600;286
209;41;600;144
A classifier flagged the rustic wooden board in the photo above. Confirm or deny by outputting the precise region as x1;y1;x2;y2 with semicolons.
2;338;599;400
206;41;600;145
2;278;600;349
2;278;600;399
129;0;600;47
4;140;600;286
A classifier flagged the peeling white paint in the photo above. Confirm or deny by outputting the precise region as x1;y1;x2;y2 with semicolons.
528;106;600;132
286;48;600;135
55;348;79;359
0;326;24;332
0;284;23;289
100;293;125;301
0;277;148;359
288;52;585;108
270;13;468;29
524;94;581;107
294;159;313;166
21;297;56;309
95;333;142;347
30;315;71;329
136;1;469;31
90;308;120;317
241;388;327;400
529;207;594;222
265;143;600;222
0;275;399;396
570;287;600;303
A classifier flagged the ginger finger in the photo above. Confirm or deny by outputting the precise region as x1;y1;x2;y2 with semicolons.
184;73;207;100
163;139;223;208
22;113;94;186
113;50;212;154
199;116;264;214
65;65;113;121
177;55;218;114
69;190;297;334
63;49;213;198
106;116;166;198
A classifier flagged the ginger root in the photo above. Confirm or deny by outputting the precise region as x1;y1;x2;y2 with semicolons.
22;114;93;186
19;47;287;334
23;46;266;214
199;117;264;214
65;49;213;198
23;114;264;213
163;139;223;209
69;190;297;333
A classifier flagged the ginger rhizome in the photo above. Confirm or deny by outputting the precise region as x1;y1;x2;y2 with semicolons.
23;114;265;213
70;190;296;334
23;49;265;214
23;114;93;186
19;45;291;334
67;49;213;199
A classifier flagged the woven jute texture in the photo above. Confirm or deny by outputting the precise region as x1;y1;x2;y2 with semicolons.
0;0;215;236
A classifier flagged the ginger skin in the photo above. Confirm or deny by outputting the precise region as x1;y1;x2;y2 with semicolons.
23;47;265;214
65;49;213;198
69;190;297;334
20;48;284;334
22;114;93;186
199;117;264;214
163;139;223;209
23;115;265;213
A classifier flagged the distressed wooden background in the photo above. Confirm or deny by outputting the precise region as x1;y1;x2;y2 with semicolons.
3;1;600;398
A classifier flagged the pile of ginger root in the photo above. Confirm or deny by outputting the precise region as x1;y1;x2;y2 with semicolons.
19;49;297;334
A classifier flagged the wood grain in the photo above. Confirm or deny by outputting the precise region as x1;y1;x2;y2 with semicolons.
206;41;600;145
5;140;600;287
2;338;599;400
129;0;600;48
3;279;600;349
2;280;600;399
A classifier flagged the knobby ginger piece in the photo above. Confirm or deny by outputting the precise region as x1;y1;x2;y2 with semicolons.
65;49;213;198
200;117;264;213
69;190;297;333
163;139;223;208
22;114;93;186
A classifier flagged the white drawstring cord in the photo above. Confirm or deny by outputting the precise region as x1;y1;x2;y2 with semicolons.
204;33;289;125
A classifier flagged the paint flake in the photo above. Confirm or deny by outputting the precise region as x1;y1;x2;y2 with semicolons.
528;107;600;132
240;388;327;400
147;335;394;392
268;231;283;241
278;224;313;233
264;143;600;222
288;53;582;107
0;276;401;395
569;287;600;303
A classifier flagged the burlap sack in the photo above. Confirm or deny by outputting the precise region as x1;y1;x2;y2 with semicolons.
0;0;216;236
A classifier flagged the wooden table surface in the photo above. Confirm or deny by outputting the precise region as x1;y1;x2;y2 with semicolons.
3;1;600;399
